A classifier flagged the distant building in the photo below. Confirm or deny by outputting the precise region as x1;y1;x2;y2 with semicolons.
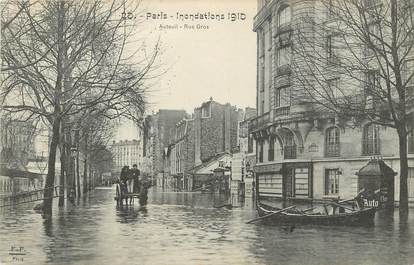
0;117;36;169
111;139;142;170
148;110;187;188
161;99;243;192
167;119;195;191
0;115;45;194
194;98;240;165
231;108;257;197
142;116;154;177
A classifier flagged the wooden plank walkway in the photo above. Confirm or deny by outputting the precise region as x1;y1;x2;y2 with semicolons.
0;186;63;207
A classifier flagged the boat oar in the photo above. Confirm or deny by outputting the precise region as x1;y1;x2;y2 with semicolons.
302;207;316;213
246;206;296;224
338;198;355;204
214;204;232;209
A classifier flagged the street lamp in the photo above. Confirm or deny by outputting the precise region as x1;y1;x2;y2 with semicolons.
70;127;80;199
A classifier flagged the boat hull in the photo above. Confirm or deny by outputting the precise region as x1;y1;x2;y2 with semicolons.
257;203;376;226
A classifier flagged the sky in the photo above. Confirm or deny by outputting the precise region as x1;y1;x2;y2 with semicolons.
115;0;258;140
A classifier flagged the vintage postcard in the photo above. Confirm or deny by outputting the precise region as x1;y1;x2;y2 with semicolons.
1;0;414;264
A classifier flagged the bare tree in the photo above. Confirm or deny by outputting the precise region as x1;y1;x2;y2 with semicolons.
292;0;414;212
1;0;158;215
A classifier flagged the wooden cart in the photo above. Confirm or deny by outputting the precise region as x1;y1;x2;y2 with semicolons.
114;180;150;206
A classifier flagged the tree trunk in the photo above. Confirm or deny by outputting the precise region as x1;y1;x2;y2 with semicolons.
76;150;81;198
64;131;74;198
89;164;93;191
58;123;65;207
83;134;88;194
83;157;88;194
58;144;65;207
398;129;409;213
42;118;61;215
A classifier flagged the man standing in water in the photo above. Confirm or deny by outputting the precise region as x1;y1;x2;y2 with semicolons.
130;164;140;194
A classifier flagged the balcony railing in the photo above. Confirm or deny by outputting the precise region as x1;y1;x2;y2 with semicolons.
248;111;270;132
284;145;296;159
274;106;290;118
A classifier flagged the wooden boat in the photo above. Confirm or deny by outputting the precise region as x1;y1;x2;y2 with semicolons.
256;202;376;226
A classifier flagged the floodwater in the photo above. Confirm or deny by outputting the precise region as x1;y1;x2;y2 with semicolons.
1;188;414;265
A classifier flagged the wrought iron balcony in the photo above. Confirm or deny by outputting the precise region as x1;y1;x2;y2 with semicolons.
248;111;270;132
273;106;290;118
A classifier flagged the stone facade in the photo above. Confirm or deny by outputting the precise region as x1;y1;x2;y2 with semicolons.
251;0;414;202
194;99;240;165
148;110;187;187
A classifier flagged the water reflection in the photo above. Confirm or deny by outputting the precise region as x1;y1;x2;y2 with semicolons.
0;189;414;265
115;205;148;224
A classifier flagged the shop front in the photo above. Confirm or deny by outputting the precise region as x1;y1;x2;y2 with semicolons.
254;162;313;200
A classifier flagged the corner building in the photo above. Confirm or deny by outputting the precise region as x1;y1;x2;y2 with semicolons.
251;0;414;202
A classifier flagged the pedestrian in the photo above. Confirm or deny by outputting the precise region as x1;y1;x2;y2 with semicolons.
120;166;129;193
129;164;140;194
125;165;133;194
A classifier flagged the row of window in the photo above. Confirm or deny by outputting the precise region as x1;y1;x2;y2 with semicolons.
256;124;414;163
273;63;414;110
258;5;292;115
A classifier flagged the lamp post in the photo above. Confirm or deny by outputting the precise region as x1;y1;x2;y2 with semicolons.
71;127;80;198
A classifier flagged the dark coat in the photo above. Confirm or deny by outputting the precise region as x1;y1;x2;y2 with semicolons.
120;168;129;184
130;168;140;180
130;168;140;193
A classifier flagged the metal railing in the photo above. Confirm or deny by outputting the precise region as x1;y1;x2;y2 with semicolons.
0;186;63;207
274;106;290;118
248;111;270;132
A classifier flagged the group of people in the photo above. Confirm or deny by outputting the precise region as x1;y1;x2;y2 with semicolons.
120;164;141;194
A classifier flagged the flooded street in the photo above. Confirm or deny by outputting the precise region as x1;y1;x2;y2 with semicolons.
1;188;414;265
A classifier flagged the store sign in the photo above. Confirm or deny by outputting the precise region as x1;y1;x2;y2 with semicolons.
254;164;282;174
363;199;379;208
